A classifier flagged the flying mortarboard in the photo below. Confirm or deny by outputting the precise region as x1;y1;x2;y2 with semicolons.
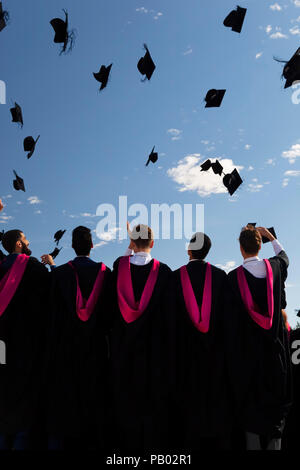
23;135;40;159
146;146;158;166
93;64;113;91
223;168;243;195
13;170;25;192
223;6;247;34
50;9;75;55
49;247;62;259
205;89;226;108
137;44;156;81
262;227;277;244
10;103;23;127
54;229;66;245
275;48;300;89
200;159;212;172
0;2;9;32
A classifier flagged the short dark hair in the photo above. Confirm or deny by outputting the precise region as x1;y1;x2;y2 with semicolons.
188;232;211;260
72;226;93;256
130;224;154;249
2;230;23;254
239;226;262;255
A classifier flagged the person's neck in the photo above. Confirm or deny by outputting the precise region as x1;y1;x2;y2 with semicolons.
76;254;90;258
133;249;151;254
243;252;259;260
11;251;21;255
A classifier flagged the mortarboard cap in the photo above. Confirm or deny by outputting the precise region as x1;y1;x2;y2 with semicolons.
93;64;113;91
224;6;247;34
49;247;62;259
0;2;9;32
282;48;300;89
211;160;224;176
50;9;74;54
13;170;25;192
10;102;23;127
205;89;226;108
262;227;277;244
223;168;243;195
24;135;40;159
146;146;158;166
200;159;212;172
54;229;66;245
137;44;156;81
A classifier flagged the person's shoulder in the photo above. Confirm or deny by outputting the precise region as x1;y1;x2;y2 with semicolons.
210;263;227;278
157;260;172;273
28;256;48;271
112;256;123;271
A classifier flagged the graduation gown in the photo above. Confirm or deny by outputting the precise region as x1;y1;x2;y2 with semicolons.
46;257;111;441
0;254;49;434
168;260;232;449
109;257;171;450
227;250;292;437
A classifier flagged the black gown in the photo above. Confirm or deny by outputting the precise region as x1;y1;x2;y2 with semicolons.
109;257;171;450
45;257;111;446
167;260;232;450
226;250;292;439
0;254;49;435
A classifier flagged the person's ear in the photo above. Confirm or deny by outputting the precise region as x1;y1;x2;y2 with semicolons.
188;249;192;259
91;243;94;249
150;240;154;249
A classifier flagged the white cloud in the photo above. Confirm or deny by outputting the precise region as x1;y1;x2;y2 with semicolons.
293;0;300;6
183;47;193;56
167;128;183;141
0;215;13;223
290;25;300;34
284;170;300;176
97;226;121;242
270;31;288;39
282;178;289;187
266;25;273;34
245;144;251;150
136;7;148;13
34;210;42;215
167;154;243;197
282;143;300;163
28;196;42;205
248;178;264;192
80;212;98;218
270;3;282;10
256;52;263;59
216;261;237;273
266;158;276;165
93;241;108;249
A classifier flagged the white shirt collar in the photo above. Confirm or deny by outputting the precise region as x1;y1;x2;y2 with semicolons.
243;256;260;264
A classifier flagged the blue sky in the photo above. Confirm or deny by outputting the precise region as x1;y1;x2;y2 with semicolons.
1;0;300;325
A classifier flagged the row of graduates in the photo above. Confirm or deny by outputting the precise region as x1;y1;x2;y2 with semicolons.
0;222;294;450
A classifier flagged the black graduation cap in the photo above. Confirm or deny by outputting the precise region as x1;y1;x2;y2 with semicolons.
137;44;156;81
13;170;25;192
93;64;113;91
224;5;247;34
205;89;226;108
146;146;158;166
211;160;223;176
23;135;40;159
54;229;66;245
296;309;300;318
262;227;277;244
49;247;62;259
10;103;23;127
0;2;9;32
223;168;243;196
200;159;212;172
50;9;75;54
275;48;300;89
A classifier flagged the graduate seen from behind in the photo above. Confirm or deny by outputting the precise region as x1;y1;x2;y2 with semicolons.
167;232;232;450
110;223;171;450
227;225;292;451
0;229;49;450
44;226;111;450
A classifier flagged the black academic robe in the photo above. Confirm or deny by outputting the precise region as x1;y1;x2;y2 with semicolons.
227;250;292;438
0;255;49;434
109;257;171;450
168;261;232;449
46;257;111;442
0;250;5;262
